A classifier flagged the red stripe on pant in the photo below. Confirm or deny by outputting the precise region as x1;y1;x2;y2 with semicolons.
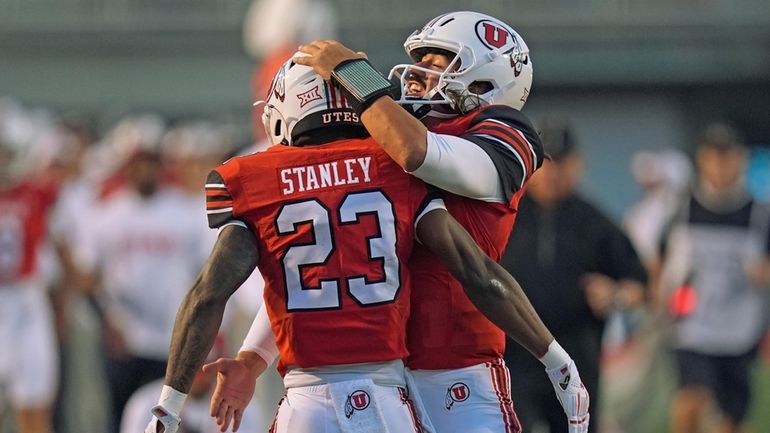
501;360;523;431
399;387;423;433
487;359;522;433
268;396;285;433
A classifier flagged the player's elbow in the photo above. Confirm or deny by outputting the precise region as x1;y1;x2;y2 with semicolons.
457;264;493;299
459;259;508;304
386;130;427;172
189;276;229;310
400;145;426;172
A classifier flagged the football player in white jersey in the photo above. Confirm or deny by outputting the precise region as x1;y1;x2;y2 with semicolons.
76;136;212;432
0;106;60;433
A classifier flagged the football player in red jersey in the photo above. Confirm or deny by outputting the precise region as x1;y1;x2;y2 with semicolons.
145;59;557;433
0;126;60;433
211;11;590;433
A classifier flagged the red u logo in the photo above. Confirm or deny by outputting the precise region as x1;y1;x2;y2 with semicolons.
351;391;369;409
452;386;467;400
483;23;509;49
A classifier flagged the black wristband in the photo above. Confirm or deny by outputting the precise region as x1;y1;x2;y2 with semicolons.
331;58;397;115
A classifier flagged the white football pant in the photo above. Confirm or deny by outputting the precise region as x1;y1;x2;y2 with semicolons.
408;358;521;433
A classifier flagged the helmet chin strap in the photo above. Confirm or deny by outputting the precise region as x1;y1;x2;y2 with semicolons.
401;80;459;119
401;97;437;119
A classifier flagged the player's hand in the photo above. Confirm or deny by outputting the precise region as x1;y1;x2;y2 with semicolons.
203;353;264;432
144;405;181;433
546;360;590;433
294;40;367;80
746;259;770;289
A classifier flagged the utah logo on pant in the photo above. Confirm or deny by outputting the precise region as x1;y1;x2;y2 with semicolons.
345;390;371;418
445;382;470;410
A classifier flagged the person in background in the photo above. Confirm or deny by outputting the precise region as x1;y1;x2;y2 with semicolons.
121;336;258;433
161;122;234;199
500;119;648;433
624;148;692;273
0;100;61;433
75;118;211;432
658;123;770;433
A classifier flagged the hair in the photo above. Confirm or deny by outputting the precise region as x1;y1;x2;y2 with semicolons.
698;122;745;150
445;89;487;114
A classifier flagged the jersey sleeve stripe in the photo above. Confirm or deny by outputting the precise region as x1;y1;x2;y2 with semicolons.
207;207;234;214
471;119;535;165
207;200;234;209
462;135;526;201
472;133;528;189
468;125;533;177
205;169;237;228
511;127;539;172
414;198;446;243
206;193;232;201
467;125;531;174
484;117;539;166
477;135;527;188
206;189;231;197
217;220;248;231
414;187;444;221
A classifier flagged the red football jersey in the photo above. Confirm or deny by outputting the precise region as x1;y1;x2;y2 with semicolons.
0;180;58;283
206;138;439;376
407;105;544;369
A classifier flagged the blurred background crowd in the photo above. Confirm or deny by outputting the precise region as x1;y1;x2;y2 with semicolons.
0;0;769;432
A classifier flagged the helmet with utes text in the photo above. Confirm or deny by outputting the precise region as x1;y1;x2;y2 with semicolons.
389;11;533;116
261;55;365;146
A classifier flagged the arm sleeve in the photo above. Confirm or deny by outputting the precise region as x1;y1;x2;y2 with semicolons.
411;106;544;204
239;303;279;365
410;132;506;202
461;113;543;202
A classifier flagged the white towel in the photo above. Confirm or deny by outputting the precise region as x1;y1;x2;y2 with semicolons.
328;379;389;433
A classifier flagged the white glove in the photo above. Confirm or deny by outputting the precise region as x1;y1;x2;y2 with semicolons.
144;405;182;433
546;360;590;433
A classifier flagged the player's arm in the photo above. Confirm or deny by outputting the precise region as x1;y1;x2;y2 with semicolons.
294;40;429;171
364;102;512;202
146;225;259;433
746;208;770;288
416;208;552;356
416;209;590;433
294;41;541;203
585;214;649;318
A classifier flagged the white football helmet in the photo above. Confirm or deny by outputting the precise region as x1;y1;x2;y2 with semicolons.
389;11;533;116
261;55;362;146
